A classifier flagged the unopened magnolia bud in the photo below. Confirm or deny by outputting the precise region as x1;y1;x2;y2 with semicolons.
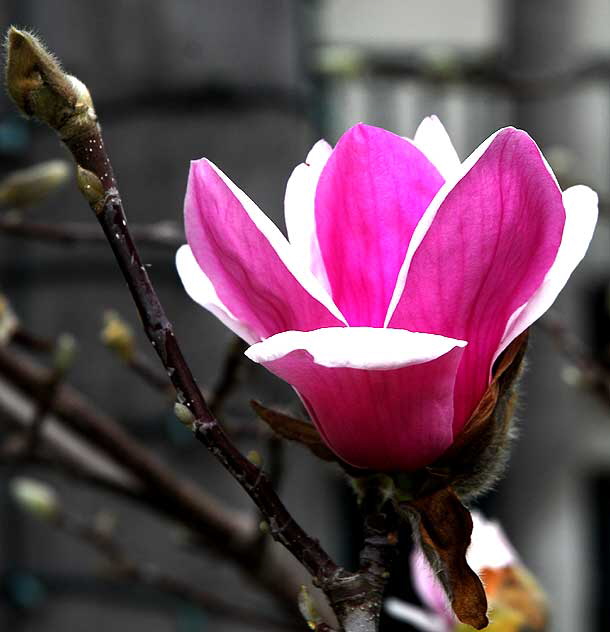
298;585;322;630
53;333;77;373
0;295;18;345
101;311;134;361
247;450;262;466
0;160;70;209
76;165;104;211
5;27;96;139
10;477;59;521
174;402;195;428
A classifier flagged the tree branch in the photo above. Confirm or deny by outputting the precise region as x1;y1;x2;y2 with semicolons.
0;215;183;250
0;344;310;613
33;499;299;631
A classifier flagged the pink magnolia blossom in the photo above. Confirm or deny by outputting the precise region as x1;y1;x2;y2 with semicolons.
176;117;597;471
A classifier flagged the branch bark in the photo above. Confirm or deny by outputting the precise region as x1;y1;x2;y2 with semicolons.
0;344;308;613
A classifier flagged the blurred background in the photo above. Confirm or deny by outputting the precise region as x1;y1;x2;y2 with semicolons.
0;1;609;631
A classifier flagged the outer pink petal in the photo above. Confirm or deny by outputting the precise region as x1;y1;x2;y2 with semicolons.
185;159;346;342
497;184;598;359
315;123;444;327
284;140;333;292
413;115;461;181
245;327;466;471
176;245;258;344
388;128;565;430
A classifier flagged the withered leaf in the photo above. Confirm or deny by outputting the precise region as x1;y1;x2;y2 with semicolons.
250;400;337;462
409;487;488;630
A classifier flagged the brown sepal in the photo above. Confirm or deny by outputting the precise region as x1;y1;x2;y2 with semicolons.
400;331;529;629
430;330;529;500
408;487;488;629
250;400;337;462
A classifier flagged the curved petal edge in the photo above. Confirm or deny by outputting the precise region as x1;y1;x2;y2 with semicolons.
246;328;467;470
496;184;599;359
176;245;258;344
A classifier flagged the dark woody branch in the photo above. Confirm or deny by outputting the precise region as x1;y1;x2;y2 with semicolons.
0;343;309;613
5;23;342;612
10;480;298;632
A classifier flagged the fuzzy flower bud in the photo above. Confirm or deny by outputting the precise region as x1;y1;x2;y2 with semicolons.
10;477;59;521
0;160;70;209
5;28;96;140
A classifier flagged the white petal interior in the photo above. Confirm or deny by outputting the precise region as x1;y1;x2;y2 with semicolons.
245;327;467;370
284;139;333;293
413;115;462;181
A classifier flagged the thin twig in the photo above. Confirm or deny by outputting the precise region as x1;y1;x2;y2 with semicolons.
126;350;174;395
0;344;308;613
11;327;54;353
26;335;74;455
0;216;183;250
48;507;299;631
539;310;610;405
208;336;248;415
41;68;342;591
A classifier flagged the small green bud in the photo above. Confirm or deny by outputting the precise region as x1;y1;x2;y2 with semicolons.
247;450;262;466
174;402;195;428
297;585;322;630
53;333;77;373
258;520;269;534
76;165;105;211
10;477;59;521
101;311;134;361
5;27;97;139
0;160;70;209
0;295;18;345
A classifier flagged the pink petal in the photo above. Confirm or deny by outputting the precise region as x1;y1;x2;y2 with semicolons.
410;511;517;626
413;115;461;181
315;123;444;327
497;184;598;359
245;327;466;471
388;128;565;431
284;140;333;292
184;159;346;342
410;548;456;628
176;245;258;344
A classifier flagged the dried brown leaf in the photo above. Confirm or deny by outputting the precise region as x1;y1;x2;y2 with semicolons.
409;487;488;629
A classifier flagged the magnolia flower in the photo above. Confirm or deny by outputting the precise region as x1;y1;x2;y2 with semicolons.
386;512;547;631
176;117;597;471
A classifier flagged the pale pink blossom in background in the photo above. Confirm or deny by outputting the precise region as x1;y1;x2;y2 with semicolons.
386;511;519;631
176;116;597;471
